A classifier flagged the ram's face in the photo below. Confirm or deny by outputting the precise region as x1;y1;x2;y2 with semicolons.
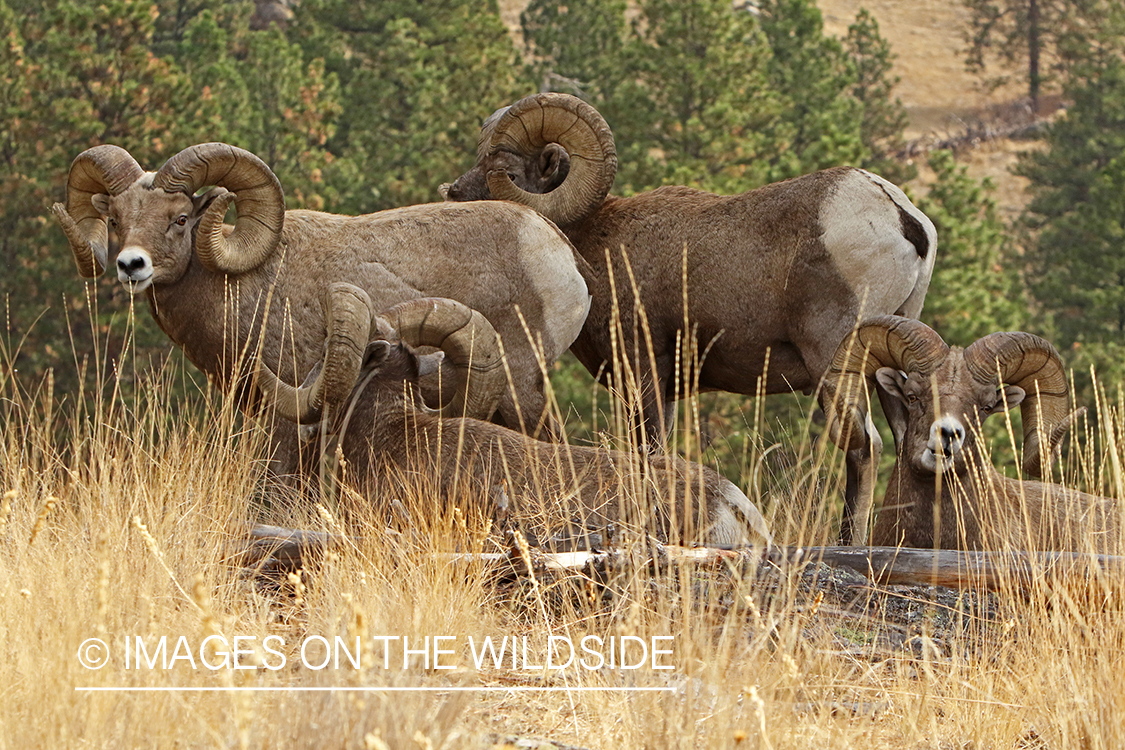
876;356;1026;476
443;107;570;202
93;182;201;294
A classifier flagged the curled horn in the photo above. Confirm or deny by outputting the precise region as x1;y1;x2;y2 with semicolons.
485;93;617;227
378;298;506;420
256;283;373;423
963;332;1070;478
51;145;144;277
152;143;285;275
822;315;950;450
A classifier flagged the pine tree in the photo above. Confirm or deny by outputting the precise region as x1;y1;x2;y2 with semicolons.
521;0;628;100
756;0;865;179
608;0;784;193
845;9;914;184
917;150;1025;345
1018;57;1125;390
292;0;528;212
962;0;1119;112
238;29;341;208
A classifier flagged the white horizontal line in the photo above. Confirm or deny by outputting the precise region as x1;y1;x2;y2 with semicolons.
75;686;675;693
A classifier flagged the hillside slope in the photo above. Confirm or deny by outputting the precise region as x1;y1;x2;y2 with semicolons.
496;0;1036;211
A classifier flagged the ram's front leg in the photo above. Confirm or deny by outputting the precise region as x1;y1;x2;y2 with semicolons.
840;410;881;545
820;380;882;546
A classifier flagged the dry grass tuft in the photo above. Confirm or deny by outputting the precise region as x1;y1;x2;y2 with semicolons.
3;298;1125;749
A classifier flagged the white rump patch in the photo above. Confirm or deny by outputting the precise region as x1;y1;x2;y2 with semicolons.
818;170;936;319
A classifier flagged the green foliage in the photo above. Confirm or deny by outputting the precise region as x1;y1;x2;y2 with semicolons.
756;0;866;179
1018;57;1125;392
291;0;527;212
521;0;628;100
522;0;900;194
175;11;342;206
917;150;1025;345
845;9;914;183
239;30;341;206
962;0;1121;108
615;0;783;192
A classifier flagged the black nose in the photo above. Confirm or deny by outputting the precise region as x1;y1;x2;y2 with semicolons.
939;424;964;451
118;256;146;273
940;424;964;440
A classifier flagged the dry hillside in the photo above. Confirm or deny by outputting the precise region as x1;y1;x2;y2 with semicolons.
497;0;1039;214
819;0;1038;214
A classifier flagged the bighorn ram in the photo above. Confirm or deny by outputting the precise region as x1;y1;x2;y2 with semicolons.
256;285;773;547
442;93;938;544
824;316;1119;551
51;143;590;449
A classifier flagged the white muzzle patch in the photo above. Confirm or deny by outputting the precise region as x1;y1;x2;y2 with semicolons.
921;416;966;473
116;246;154;294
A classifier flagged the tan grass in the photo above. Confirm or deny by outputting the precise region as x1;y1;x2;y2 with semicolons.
3;296;1125;748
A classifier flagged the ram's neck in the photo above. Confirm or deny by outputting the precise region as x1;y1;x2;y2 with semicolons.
146;256;283;394
873;459;992;549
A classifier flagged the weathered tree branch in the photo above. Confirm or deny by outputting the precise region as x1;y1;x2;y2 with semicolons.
231;523;1125;592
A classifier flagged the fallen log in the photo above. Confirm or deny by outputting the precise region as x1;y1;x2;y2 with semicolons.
767;546;1125;591
231;523;345;574
231;524;1125;592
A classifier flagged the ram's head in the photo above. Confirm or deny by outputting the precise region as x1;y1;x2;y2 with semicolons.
256;285;506;426
823;316;1076;479
51;143;286;292
443;93;617;227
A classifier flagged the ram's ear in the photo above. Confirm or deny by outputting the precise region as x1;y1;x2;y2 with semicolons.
875;367;907;401
875;370;909;451
416;351;445;378
996;385;1026;412
193;186;230;214
362;340;392;369
538;143;570;191
91;194;111;216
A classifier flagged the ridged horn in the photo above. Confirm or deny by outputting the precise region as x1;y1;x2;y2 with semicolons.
485;93;617;227
963;332;1069;478
152;143;285;275
822;316;950;449
51;145;144;277
256;283;373;423
378;298;505;420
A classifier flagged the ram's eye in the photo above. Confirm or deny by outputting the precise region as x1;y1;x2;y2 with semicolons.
107;217;117;229
905;393;919;405
175;215;188;226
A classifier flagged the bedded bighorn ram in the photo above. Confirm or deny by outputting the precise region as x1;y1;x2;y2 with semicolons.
823;316;1119;551
51;143;590;447
442;93;938;544
256;286;773;547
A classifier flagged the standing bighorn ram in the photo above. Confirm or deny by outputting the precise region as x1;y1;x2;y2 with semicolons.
443;93;938;544
823;316;1119;551
51;143;591;454
256;285;773;547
